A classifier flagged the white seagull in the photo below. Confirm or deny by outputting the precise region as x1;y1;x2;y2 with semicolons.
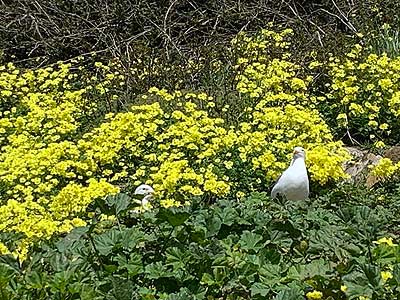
133;184;154;211
271;147;309;201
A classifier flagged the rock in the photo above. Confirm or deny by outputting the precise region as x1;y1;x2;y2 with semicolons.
343;147;382;187
343;145;400;188
383;146;400;163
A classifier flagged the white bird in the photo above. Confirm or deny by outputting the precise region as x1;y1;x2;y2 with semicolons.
133;184;154;210
271;147;309;201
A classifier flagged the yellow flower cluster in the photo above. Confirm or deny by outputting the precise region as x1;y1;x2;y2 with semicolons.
237;105;349;184
370;158;400;178
80;91;234;201
234;27;313;107
373;236;397;247
322;44;400;143
381;271;393;282
231;26;350;185
0;60;122;260
306;290;323;300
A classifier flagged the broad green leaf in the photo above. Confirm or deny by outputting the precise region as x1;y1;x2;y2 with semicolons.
259;264;282;287
342;264;381;298
273;287;303;300
157;208;190;227
80;284;97;300
239;231;263;252
262;247;281;264
217;206;239;226
165;247;189;270
286;259;331;282
250;282;270;297
200;273;215;286
105;193;131;215
212;266;227;285
120;228;146;249
24;270;47;289
94;229;120;256
0;263;16;286
50;270;73;293
126;253;143;276
104;264;118;273
206;216;222;237
145;262;172;279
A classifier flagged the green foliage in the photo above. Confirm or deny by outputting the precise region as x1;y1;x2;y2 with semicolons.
367;24;400;58
1;189;399;299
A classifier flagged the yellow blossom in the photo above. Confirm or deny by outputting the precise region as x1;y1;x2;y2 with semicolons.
381;271;393;282
374;237;397;246
306;290;323;300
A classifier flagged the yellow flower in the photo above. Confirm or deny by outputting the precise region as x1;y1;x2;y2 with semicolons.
0;242;10;255
340;285;348;292
306;290;323;300
160;199;179;208
236;191;245;199
374;141;385;149
373;237;397;246
224;161;234;169
379;123;389;130
381;271;393;282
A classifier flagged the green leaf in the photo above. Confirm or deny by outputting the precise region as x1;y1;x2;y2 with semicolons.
206;216;222;237
240;231;263;252
273;287;303;300
212;266;227;285
258;264;282;287
157;208;190;227
262;247;281;264
25;270;47;289
104;264;118;273
127;253;143;276
217;206;239;226
342;264;381;298
145;262;172;279
80;284;97;300
106;193;131;215
120;228;146;249
165;247;189;270
114;252;143;277
373;243;396;265
56;226;88;253
94;229;120;255
250;282;270;297
200;273;215;286
0;263;16;286
50;270;73;293
286;259;331;281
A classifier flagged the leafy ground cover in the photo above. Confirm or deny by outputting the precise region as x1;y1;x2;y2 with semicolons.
1;188;400;300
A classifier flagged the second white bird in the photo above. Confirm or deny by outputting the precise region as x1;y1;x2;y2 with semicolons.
271;147;309;201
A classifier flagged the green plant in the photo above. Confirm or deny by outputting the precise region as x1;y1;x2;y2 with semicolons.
1;187;398;300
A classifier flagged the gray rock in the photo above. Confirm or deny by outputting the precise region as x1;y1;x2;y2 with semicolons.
343;145;400;187
343;147;382;187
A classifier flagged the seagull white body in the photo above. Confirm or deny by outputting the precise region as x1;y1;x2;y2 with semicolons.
134;184;154;207
271;147;309;201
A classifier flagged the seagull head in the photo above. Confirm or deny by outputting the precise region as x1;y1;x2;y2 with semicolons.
134;184;155;195
293;147;306;159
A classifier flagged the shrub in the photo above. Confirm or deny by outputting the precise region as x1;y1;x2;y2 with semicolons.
0;60;124;260
312;44;400;145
